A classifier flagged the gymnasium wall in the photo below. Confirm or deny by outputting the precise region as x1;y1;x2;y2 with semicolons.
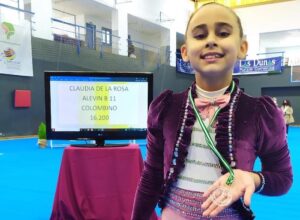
0;37;299;137
0;37;157;137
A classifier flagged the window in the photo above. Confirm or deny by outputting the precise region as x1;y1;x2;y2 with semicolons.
101;27;112;46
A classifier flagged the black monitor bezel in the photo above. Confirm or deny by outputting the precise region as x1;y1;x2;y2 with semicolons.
44;71;153;141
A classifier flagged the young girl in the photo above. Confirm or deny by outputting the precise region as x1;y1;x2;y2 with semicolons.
131;3;292;220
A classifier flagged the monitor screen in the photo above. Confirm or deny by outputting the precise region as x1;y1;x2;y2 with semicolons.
44;71;153;145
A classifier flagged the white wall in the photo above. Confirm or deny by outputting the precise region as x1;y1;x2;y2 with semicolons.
125;0;192;34
236;0;300;33
85;15;111;30
85;14;111;42
76;14;86;40
52;14;85;38
235;0;300;58
31;0;53;40
101;0;192;65
92;0;193;34
128;30;160;51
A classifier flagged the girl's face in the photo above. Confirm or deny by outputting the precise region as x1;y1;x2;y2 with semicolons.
181;4;248;81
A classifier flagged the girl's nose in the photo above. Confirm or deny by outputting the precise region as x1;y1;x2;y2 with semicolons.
205;34;217;48
206;41;217;48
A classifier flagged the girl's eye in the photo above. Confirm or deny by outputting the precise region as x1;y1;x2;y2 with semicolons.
194;34;207;39
218;32;230;37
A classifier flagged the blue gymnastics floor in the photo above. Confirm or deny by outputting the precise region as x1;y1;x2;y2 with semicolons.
0;127;299;219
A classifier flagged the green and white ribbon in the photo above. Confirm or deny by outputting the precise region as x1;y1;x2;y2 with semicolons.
188;82;235;185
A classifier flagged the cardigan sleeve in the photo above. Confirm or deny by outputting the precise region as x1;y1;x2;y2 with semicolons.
256;96;293;196
286;106;293;115
131;90;173;220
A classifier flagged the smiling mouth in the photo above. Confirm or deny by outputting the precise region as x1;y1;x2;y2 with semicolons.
200;53;225;59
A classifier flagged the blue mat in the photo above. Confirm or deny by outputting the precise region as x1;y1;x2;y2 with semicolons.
0;127;299;219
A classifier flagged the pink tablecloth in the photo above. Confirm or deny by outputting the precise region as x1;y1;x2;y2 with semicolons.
50;144;157;220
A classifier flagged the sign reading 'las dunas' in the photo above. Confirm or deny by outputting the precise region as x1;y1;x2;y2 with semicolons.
176;55;283;75
233;56;283;75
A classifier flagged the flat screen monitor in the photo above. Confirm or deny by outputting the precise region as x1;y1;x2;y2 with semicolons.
44;71;153;146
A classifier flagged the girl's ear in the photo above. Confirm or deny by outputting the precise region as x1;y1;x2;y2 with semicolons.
181;44;189;62
238;39;248;60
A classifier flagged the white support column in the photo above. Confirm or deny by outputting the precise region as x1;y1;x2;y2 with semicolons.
31;0;53;40
245;32;261;59
111;7;128;56
169;27;176;66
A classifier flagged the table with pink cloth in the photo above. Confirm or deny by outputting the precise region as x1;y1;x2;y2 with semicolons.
50;144;158;220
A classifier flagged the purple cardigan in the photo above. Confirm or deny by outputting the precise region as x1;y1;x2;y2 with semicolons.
131;81;293;219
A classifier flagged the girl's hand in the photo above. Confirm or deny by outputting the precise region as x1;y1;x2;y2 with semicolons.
201;169;260;217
